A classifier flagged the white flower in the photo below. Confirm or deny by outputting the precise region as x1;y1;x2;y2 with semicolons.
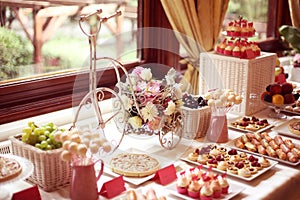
140;68;152;81
165;68;176;85
173;84;183;99
164;101;176;115
126;74;138;91
120;95;132;110
141;102;159;121
128;116;143;129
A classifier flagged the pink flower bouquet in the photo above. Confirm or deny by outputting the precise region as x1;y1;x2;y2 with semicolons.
118;66;183;135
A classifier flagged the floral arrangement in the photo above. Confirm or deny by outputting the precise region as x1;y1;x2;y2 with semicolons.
118;66;183;134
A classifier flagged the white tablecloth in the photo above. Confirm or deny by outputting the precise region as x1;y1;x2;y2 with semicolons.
3;108;300;200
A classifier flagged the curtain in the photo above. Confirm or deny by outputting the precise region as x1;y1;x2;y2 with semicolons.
160;0;229;94
288;0;300;29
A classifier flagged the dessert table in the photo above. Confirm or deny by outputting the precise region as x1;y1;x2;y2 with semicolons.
3;107;300;200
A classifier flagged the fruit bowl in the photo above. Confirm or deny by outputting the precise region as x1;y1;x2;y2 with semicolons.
262;100;295;119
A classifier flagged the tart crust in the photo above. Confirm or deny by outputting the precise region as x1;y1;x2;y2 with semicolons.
0;156;22;182
110;153;160;177
288;120;300;135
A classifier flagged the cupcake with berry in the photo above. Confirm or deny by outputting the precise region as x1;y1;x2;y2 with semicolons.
187;176;202;198
200;176;213;200
210;175;222;198
176;171;189;194
218;173;230;194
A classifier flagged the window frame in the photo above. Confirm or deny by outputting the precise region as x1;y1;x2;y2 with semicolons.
0;0;291;124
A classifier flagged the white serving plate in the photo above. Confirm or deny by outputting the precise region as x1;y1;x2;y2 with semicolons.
99;148;172;186
180;145;277;181
113;185;167;200
0;154;34;186
272;118;300;139
228;116;273;133
165;181;245;200
227;134;300;166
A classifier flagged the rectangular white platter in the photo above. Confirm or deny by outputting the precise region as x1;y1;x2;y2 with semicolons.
165;181;245;200
228;116;273;133
180;145;277;181
272;118;300;139
227;133;300;166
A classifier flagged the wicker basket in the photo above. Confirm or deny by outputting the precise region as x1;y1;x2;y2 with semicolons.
199;51;276;115
9;135;72;192
182;106;212;139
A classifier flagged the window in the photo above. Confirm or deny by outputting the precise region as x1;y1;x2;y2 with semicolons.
0;0;292;124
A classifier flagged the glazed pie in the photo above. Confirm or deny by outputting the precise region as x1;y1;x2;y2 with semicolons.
0;156;22;182
110;153;160;177
288;119;300;135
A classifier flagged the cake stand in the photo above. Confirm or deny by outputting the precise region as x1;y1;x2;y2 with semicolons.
263;101;295;119
0;154;34;200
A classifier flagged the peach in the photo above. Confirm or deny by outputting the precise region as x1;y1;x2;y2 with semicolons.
272;94;284;105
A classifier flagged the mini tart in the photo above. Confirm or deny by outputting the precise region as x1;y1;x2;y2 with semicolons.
230;155;241;162
217;161;228;171
188;152;199;162
206;160;218;168
197;154;209;165
238;167;251;178
288;119;300;135
239;152;248;159
110;153;160;177
227;166;238;174
0;156;22;182
248;167;258;174
246;124;260;132
210;148;222;156
258;157;270;168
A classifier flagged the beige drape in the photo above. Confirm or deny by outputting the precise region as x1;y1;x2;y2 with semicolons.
288;0;300;29
160;0;229;94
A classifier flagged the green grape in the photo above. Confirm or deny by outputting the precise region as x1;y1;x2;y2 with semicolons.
45;145;53;150
47;122;54;128
40;140;48;149
46;138;52;145
28;133;38;145
44;130;50;137
44;125;53;132
38;135;47;142
34;127;44;136
22;127;32;135
35;143;42;149
22;134;29;143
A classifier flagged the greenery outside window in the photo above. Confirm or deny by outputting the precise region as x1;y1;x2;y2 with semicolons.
0;0;293;124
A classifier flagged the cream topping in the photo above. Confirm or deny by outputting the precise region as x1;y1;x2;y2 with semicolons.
188;180;202;192
200;184;213;196
177;176;189;187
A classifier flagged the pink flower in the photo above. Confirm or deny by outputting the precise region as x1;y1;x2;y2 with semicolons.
131;67;144;79
146;80;161;96
294;53;300;64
